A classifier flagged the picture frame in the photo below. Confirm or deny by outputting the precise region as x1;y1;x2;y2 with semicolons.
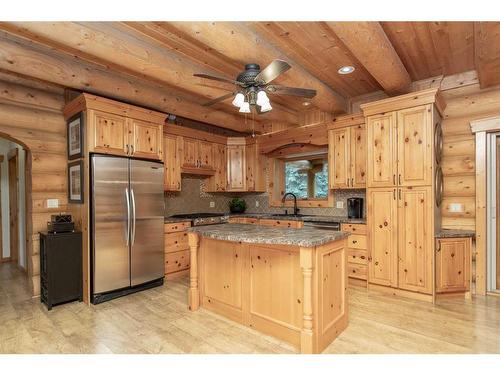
68;160;84;204
67;112;84;160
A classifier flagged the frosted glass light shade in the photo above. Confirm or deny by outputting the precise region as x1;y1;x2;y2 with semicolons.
232;93;245;107
256;90;269;106
259;101;272;113
239;101;251;113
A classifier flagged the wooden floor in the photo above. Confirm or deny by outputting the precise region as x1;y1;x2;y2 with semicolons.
1;262;500;354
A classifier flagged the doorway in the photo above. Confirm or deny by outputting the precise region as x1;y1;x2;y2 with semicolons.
487;132;500;292
8;148;19;264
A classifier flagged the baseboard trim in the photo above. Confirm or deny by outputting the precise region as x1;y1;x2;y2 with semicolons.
368;283;433;303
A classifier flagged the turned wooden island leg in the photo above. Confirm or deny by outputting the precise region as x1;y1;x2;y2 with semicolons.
300;247;316;354
188;232;200;311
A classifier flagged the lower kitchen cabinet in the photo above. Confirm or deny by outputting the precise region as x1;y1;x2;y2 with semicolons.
435;237;471;293
342;223;368;284
164;221;191;279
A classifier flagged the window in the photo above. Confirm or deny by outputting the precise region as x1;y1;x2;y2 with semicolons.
285;158;329;199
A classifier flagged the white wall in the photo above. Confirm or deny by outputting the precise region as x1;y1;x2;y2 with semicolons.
0;138;27;268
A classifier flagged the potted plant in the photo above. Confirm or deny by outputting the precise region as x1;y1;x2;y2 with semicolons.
229;198;247;214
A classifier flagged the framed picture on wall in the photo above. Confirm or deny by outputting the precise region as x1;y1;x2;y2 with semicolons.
67;112;84;160
68;160;84;204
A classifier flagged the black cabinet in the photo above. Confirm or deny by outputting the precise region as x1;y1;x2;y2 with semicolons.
40;231;83;310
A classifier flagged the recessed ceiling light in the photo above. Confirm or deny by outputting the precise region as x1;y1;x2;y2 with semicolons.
302;101;312;107
338;66;355;75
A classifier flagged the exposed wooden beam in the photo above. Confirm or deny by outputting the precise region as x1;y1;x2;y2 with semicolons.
0;22;296;127
163;22;348;114
326;22;412;94
474;22;500;89
0;31;262;133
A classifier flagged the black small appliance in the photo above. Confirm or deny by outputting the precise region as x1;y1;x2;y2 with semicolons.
47;214;75;233
347;198;363;219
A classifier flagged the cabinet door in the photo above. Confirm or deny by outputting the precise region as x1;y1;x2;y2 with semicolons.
90;110;129;156
199;140;214;169
128;119;162;160
397;105;432;186
212;143;227;191
367;188;398;287
329;128;350;189
181;137;199;168
435;238;470;293
163;134;181;191
227;145;245;191
397;186;433;294
245;143;256;191
203;240;243;308
367;113;397;187
350;124;367;188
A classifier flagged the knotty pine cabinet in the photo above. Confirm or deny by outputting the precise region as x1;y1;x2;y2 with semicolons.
435;237;471;293
206;143;227;192
88;109;163;161
366;105;432;188
328;122;366;189
226;143;246;191
180;137;215;172
163;134;182;191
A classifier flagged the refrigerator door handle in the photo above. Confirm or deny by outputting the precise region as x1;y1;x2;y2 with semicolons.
131;187;136;246
125;188;130;246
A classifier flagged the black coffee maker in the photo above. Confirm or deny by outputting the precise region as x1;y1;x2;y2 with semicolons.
347;198;363;219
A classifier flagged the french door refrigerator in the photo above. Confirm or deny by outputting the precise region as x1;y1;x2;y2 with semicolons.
91;154;164;304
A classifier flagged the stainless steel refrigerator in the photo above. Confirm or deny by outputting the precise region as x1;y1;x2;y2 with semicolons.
91;154;164;304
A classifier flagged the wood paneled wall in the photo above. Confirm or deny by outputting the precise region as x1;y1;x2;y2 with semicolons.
0;75;66;296
441;84;500;230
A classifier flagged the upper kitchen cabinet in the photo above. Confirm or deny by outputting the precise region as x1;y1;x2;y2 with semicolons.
366;112;397;188
328;114;366;189
180;138;215;173
207;143;227;192
362;89;445;189
163;134;182;191
226;139;246;191
245;140;267;192
64;93;166;161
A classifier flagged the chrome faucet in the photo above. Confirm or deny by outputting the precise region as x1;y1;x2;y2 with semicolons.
282;192;300;216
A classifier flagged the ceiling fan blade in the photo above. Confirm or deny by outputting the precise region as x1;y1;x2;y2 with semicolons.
194;73;245;86
266;84;317;98
254;60;291;85
202;92;236;107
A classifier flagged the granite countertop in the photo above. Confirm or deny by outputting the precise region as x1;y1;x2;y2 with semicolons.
164;217;192;224
187;223;350;247
435;229;475;238
229;213;366;224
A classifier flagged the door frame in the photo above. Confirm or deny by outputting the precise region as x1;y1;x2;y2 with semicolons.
0;154;7;263
471;116;500;295
8;148;19;266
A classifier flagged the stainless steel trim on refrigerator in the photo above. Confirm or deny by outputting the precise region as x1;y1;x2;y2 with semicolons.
91;154;164;303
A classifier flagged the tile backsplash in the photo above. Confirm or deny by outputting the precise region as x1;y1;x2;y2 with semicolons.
165;176;366;217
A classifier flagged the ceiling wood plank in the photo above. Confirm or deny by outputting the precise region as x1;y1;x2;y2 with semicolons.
249;22;381;98
326;22;412;94
164;22;348;114
474;22;500;89
0;30;263;133
0;21;297;126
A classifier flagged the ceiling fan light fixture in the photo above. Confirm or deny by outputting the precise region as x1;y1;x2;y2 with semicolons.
232;92;245;107
259;101;272;113
338;66;355;75
239;101;251;113
256;90;270;106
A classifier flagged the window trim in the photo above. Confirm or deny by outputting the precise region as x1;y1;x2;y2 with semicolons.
268;157;334;208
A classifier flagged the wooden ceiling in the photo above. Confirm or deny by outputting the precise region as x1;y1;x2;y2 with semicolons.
0;21;498;133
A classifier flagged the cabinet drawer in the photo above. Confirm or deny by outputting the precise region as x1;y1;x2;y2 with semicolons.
347;234;366;249
165;231;189;253
347;249;368;265
347;263;367;280
164;221;191;233
165;250;190;274
341;223;366;234
259;219;303;228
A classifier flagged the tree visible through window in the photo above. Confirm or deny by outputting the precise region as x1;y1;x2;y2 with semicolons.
285;158;328;199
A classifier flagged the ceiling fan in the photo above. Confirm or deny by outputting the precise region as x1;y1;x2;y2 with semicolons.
194;60;317;114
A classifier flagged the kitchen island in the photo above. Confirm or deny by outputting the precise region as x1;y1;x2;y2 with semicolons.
187;224;350;354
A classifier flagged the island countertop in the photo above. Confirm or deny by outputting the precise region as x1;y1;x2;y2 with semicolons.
187;223;349;247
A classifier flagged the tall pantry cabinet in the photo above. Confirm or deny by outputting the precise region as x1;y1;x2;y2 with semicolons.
361;88;445;299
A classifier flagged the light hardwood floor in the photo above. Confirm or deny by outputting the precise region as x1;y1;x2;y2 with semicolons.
1;262;499;354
